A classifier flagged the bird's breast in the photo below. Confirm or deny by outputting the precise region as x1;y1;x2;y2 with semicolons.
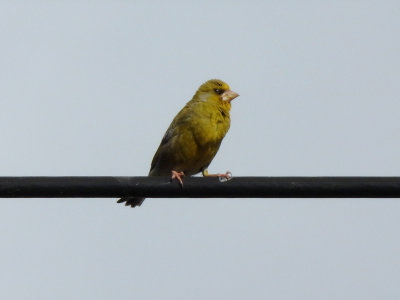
192;110;230;147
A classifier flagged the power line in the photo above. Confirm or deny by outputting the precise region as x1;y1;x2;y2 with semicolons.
0;176;399;198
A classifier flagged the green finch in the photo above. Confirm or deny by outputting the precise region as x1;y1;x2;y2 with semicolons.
118;79;238;207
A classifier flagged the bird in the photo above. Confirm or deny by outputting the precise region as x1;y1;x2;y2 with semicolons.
117;79;239;207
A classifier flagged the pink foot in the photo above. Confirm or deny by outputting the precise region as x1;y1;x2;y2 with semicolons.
203;170;232;181
171;170;185;187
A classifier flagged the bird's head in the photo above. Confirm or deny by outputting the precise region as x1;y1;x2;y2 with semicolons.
193;79;239;107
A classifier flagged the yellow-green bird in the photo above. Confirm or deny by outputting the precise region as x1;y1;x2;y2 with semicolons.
117;79;239;207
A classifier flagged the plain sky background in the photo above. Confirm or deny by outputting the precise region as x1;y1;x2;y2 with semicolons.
1;1;400;299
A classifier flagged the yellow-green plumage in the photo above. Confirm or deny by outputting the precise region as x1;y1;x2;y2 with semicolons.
118;79;238;207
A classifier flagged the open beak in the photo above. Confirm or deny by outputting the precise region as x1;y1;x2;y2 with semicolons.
221;90;239;102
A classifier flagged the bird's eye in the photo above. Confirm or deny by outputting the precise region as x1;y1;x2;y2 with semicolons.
214;88;224;95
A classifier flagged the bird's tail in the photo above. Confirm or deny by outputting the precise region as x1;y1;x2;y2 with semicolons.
117;197;145;208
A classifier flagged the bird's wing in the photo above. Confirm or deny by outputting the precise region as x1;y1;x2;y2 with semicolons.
149;131;172;175
149;105;190;175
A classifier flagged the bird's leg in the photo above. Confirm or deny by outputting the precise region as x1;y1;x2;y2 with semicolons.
171;170;185;187
202;169;232;181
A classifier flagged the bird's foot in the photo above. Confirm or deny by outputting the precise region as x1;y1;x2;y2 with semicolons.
202;170;232;182
171;170;185;187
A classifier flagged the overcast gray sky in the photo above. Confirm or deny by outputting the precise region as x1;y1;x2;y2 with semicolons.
1;1;400;299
